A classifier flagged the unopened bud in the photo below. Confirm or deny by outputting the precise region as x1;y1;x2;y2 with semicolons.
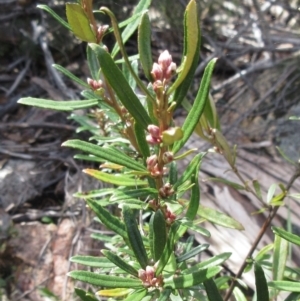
158;50;172;70
162;151;174;163
147;125;161;139
162;127;183;146
87;78;103;90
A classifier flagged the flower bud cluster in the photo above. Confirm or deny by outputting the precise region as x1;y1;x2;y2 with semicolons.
146;125;162;145
159;182;174;198
87;78;103;91
151;50;176;84
164;206;176;224
146;155;166;177
138;266;163;288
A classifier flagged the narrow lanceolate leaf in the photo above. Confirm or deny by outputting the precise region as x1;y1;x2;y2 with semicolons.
157;289;172;301
156;222;180;275
273;234;289;281
53;64;90;88
66;3;96;42
197;205;244;230
168;0;199;95
204;278;224;301
123;289;147;301
177;244;209;263
172;58;217;154
111;0;151;58
62;140;146;171
186;161;201;220
149;210;167;262
123;206;148;269
87;45;101;80
86;199;127;239
37;5;71;30
18;98;98;111
110;188;158;202
97;288;131;298
83;169;147;187
180;220;210;237
75;287;98;301
89;44;152;129
233;287;247;301
254;263;269;301
70;255;115;268
102;250;138;277
138;12;153;80
268;281;300;292
253;180;263;202
183;253;231;274
134;121;150;158
173;153;204;190
68;271;142;288
272;227;300;246
164;266;222;289
204;177;245;190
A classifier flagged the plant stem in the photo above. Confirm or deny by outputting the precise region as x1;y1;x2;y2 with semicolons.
224;165;300;301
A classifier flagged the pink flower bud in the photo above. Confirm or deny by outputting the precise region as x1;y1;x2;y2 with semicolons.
151;63;163;81
146;155;158;168
147;124;161;139
158;50;172;70
87;78;103;90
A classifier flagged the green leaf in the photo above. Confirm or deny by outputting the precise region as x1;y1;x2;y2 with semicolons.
197;205;244;230
254;263;269;301
164;266;222;289
110;188;158;202
284;292;300;301
233;287;247;301
87;46;100;80
177;244;209;263
138;12;153;81
276;146;297;165
157;289;172;301
156;222;180;275
252;180;263;202
168;0;199;95
204;278;224;301
186;161;201;220
66;3;96;42
149;210;167;262
255;244;274;262
268;281;300;292
173;153;204;190
37;5;71;30
70;255;116;268
89;44;152;129
123;289;148;301
86;199;127;239
97;288;132;298
62;140;146;171
52;64;90;88
172;58;217;154
180;219;210;237
183;253;231;274
272;227;300;246
134;122;150;158
102;250;138;277
267;183;277;204
273;234;288;281
75;287;98;301
111;0;151;58
123;206;148;269
83;169;147;186
18;98;98;111
204;177;245;190
68;271;142;288
90;233;113;242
